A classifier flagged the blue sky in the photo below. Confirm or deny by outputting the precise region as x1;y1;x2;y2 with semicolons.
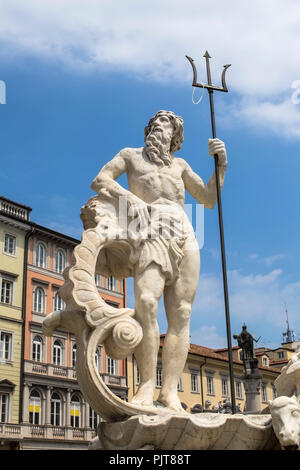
1;0;300;349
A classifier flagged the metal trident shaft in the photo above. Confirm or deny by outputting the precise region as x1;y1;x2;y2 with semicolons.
186;51;236;414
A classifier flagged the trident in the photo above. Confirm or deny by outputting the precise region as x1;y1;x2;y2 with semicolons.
186;52;236;414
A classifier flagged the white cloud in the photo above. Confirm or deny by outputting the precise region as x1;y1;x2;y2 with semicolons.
0;0;298;94
263;254;286;267
1;0;300;136
189;267;300;347
228;97;300;139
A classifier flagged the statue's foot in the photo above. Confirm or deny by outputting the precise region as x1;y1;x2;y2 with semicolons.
130;383;154;407
157;391;188;414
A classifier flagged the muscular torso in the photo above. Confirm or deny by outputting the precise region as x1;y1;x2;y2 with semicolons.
125;147;186;207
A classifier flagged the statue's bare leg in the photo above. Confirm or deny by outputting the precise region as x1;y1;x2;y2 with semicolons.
131;263;166;407
158;246;200;412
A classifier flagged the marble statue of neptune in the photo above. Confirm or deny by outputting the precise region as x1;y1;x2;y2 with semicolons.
90;110;228;412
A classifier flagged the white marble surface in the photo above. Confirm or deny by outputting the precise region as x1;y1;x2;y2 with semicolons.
90;413;279;450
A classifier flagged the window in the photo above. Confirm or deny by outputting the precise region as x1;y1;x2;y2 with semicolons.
33;287;45;313
262;357;269;367
177;376;183;392
72;344;77;368
156;365;162;388
0;331;13;361
191;373;199;393
3;233;16;256
235;380;243;399
107;356;118;375
106;276;115;291
206;375;214;395
1;279;13;304
53;340;63;366
32;335;43;362
95;275;102;287
94;347;102;372
89;407;100;431
70;394;80;428
55;250;65;274
36;242;46;268
54;292;64;312
51;393;61;426
262;383;268;402
29;390;41;425
278;351;284;359
221;377;229;397
0;393;9;422
272;385;277;400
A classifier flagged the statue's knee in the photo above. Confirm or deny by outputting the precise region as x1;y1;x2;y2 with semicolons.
139;293;157;310
176;302;192;326
137;293;158;323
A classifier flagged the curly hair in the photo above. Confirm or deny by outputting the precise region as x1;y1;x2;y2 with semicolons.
144;110;184;154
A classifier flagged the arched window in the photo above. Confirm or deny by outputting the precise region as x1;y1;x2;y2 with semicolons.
36;243;46;268
53;292;64;312
33;287;45;313
51;392;62;426
32;335;43;362
70;394;81;428
72;344;77;368
29;390;41;425
55;250;66;274
94;346;102;373
53;339;63;365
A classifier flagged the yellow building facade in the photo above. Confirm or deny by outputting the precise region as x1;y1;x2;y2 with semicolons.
0;197;31;430
127;337;281;413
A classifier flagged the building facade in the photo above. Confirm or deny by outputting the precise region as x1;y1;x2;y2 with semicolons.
0;197;128;450
0;197;32;449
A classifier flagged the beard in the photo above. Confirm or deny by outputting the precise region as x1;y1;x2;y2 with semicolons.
144;128;173;167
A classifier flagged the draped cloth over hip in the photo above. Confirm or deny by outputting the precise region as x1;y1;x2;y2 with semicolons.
81;196;197;285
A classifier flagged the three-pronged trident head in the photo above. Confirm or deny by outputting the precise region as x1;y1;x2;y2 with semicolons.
186;51;231;93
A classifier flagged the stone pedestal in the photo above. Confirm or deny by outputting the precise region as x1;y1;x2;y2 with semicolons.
243;368;262;415
89;413;280;450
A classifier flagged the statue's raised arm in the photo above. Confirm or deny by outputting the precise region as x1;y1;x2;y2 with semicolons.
181;138;227;209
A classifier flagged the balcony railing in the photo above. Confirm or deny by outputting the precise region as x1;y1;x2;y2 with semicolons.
25;360;127;387
0;423;22;437
21;424;96;441
31;425;45;436
24;361;77;381
1;424;97;442
0;199;31;221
